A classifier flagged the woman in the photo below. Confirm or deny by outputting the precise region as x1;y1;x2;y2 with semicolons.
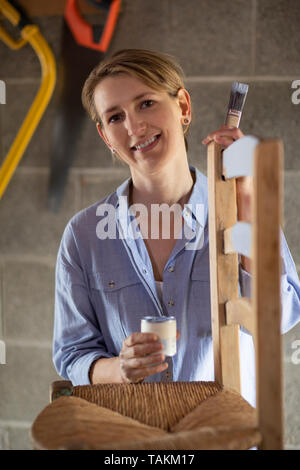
53;49;300;405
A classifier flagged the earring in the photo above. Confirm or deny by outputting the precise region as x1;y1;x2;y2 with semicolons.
183;118;190;125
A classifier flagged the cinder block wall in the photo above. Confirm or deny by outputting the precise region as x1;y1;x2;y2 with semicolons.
0;0;299;449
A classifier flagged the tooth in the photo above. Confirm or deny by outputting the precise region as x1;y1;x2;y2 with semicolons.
136;135;157;150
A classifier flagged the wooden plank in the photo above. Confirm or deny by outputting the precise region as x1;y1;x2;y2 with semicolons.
253;140;283;449
220;324;241;393
207;141;240;390
17;0;103;17
225;298;254;335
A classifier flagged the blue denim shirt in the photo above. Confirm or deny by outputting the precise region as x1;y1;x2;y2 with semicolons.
53;166;300;406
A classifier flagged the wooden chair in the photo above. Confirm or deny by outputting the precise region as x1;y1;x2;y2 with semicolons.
30;136;284;450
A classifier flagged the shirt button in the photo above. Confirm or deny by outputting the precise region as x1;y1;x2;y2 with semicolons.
165;371;171;379
168;266;175;272
108;281;115;288
168;300;175;307
142;268;147;274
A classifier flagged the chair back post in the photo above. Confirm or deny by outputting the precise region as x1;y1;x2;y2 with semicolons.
207;141;241;392
208;136;284;449
253;140;284;450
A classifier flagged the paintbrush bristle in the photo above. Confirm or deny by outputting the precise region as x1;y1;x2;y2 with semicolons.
228;81;249;112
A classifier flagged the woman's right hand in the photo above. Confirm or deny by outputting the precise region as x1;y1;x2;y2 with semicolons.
119;332;168;383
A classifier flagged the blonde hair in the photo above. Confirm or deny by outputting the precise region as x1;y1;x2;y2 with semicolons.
81;49;191;150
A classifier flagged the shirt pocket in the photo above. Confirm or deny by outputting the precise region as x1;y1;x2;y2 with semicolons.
88;269;156;339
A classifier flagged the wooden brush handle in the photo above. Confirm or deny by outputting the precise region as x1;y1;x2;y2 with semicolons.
225;112;241;128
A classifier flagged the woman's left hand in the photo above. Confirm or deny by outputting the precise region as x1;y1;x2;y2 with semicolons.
202;125;244;148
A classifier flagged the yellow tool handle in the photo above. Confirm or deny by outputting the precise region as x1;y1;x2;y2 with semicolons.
0;0;26;49
0;1;56;199
0;0;20;24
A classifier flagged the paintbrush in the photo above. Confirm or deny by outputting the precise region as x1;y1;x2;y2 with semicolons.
225;81;248;128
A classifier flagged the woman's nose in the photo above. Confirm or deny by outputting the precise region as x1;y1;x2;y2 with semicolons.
125;114;147;136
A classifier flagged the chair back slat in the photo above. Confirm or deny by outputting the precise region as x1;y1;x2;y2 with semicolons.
220;324;241;392
225;298;253;335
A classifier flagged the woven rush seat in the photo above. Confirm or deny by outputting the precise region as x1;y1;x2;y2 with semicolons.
73;381;221;430
31;381;261;450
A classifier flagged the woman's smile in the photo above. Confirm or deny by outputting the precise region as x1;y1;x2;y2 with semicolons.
131;133;161;153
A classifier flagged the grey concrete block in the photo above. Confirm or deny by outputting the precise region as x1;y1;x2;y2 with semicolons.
3;261;55;342
0;98;3;163
0;16;62;80
0;26;38;81
8;427;32;450
0;427;9;450
74;118;126;169
0;426;32;450
1;83;40;167
0;344;60;422
80;169;131;210
0;171;77;257
166;0;253;76
284;172;300;266
1;82;116;169
256;0;300;75
283;320;300;360
241;82;300;170
108;0;170;55
186;80;300;171
284;358;300;446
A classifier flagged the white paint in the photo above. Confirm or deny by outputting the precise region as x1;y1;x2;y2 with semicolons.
222;135;259;178
231;222;252;258
141;317;177;356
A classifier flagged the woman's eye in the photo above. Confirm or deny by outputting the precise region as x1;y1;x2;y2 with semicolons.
141;100;154;108
108;113;121;124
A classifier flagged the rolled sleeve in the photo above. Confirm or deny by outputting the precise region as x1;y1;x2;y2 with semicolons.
53;223;114;385
280;233;300;333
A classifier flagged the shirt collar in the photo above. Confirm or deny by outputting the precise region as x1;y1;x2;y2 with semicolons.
114;165;208;231
184;165;208;229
